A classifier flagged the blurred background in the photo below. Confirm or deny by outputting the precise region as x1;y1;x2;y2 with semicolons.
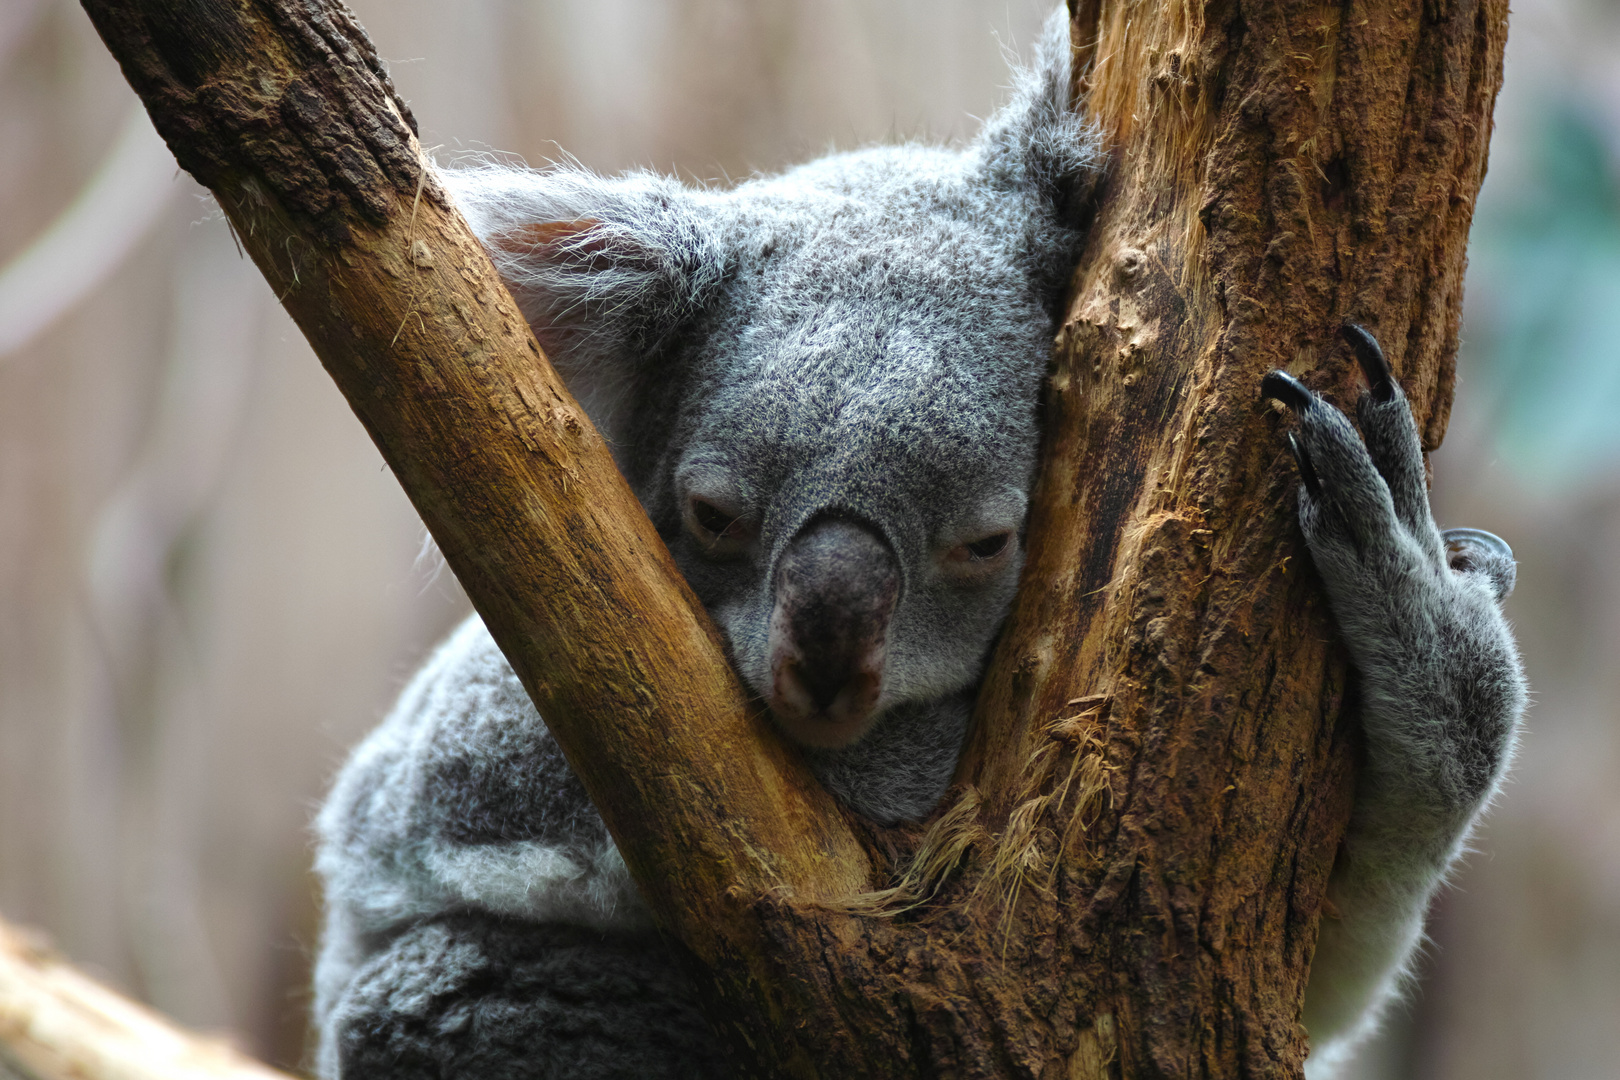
0;0;1615;1075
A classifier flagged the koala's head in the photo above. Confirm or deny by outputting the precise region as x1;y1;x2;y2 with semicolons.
449;10;1099;751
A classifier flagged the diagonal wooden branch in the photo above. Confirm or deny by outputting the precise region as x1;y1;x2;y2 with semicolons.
78;0;871;986
70;0;1508;1077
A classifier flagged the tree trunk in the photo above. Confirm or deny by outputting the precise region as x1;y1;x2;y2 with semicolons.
67;0;1507;1077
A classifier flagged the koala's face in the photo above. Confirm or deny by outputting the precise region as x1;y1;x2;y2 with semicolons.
649;172;1054;747
668;373;1034;747
448;14;1095;751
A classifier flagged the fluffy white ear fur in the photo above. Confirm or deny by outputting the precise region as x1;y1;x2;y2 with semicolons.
442;166;729;446
974;6;1101;221
442;9;1097;448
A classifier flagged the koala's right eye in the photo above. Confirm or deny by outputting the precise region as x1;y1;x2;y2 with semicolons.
691;498;742;536
685;496;755;556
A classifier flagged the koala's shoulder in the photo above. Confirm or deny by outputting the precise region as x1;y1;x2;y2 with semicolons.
317;615;606;860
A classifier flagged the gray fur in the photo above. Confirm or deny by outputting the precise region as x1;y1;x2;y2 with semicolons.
314;7;1524;1076
312;618;654;1078
327;915;726;1079
1277;371;1527;1077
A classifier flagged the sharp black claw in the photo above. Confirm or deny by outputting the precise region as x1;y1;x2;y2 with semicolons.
1261;370;1315;413
1342;323;1397;403
1263;371;1323;497
1287;432;1324;499
1442;527;1514;561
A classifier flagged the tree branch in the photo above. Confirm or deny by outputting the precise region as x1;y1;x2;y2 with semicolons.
78;0;872;980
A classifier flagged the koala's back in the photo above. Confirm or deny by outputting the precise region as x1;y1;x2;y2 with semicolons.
312;616;648;1048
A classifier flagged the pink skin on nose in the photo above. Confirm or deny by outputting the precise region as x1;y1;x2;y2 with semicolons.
766;518;899;749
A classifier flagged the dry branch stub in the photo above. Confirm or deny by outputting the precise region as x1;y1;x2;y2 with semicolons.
0;917;294;1080
73;0;1511;1076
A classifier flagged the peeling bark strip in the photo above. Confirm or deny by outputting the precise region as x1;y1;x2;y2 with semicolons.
74;0;1505;1078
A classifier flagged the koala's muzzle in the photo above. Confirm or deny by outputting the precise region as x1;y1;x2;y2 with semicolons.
768;517;899;749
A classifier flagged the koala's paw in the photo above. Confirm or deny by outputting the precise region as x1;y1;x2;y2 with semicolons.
1261;324;1514;608
1260;325;1525;810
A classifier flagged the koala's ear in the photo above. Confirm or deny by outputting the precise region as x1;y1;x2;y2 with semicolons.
974;6;1103;227
443;165;728;442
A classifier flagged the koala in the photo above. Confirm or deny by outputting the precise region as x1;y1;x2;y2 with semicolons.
311;9;1525;1079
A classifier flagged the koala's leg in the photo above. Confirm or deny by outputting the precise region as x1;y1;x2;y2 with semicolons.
321;913;729;1080
1262;327;1527;1075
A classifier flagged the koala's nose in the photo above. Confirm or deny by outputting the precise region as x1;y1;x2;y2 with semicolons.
767;517;899;749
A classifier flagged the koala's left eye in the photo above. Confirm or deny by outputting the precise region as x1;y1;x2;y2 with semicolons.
692;498;744;536
965;533;1011;560
944;531;1015;569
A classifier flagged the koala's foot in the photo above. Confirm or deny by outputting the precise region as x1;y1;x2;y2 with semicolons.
1262;325;1527;1068
1261;325;1523;811
1262;325;1516;604
321;915;727;1080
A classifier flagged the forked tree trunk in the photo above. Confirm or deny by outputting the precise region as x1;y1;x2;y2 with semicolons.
63;0;1506;1077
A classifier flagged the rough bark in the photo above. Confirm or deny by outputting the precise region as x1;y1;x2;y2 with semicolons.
62;0;1508;1078
955;0;1505;1071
